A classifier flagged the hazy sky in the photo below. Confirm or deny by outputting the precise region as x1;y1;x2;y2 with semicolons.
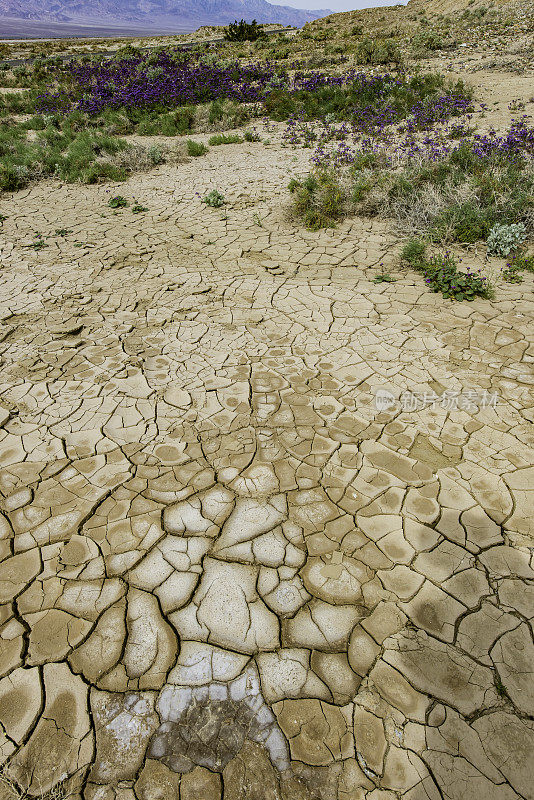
269;0;407;12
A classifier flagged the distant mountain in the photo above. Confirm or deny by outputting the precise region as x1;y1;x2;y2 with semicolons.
0;0;330;29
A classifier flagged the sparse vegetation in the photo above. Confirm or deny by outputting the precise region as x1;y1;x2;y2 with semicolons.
108;195;128;208
202;189;226;207
400;240;493;300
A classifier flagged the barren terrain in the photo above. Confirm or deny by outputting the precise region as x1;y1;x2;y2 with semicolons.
0;3;533;799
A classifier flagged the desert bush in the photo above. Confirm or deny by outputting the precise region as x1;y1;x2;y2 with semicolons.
224;19;266;42
0;90;36;114
513;251;534;271
400;238;427;270
289;169;349;229
411;30;445;55
186;140;208;156
355;38;402;66
378;144;534;243
289;125;533;249
0;119;178;193
20;115;47;130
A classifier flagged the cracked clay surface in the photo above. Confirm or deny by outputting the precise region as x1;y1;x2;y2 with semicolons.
0;123;533;800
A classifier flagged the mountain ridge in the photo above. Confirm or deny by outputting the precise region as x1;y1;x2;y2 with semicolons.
0;0;330;29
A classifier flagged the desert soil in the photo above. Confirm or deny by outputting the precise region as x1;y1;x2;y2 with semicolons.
0;48;533;800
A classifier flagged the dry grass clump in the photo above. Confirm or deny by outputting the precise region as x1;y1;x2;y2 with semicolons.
192;99;250;133
109;140;190;171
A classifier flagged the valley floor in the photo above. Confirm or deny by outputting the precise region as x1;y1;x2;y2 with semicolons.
0;59;533;800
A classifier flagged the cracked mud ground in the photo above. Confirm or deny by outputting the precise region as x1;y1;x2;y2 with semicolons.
0;124;533;800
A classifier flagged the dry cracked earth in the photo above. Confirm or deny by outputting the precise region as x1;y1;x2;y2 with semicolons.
0;116;533;800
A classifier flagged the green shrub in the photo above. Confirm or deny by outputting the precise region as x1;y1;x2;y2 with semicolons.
186;140;208;156
411;30;445;54
202;189;226;207
431;202;496;243
262;91;297;121
244;129;261;142
78;162;127;183
383;145;533;245
20;115;46;131
199;99;249;131
356;37;402;66
514;252;534;272
0;123;136;191
0;163;28;192
400;238;427;271
147;145;164;165
224;19;266;42
289;169;347;229
175;106;196;134
352;178;372;203
208;133;243;145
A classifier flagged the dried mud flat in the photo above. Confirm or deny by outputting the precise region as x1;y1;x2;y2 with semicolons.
0;54;533;800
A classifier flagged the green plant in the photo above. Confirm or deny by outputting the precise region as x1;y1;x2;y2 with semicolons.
208;133;243;145
224;19;266;42
502;263;523;283
486;222;526;256
148;145;164;165
423;253;493;300
373;272;397;283
55;228;71;235
108;195;128;208
400;238;427;271
244;129;261;142
289;169;347;230
514;252;534;272
495;673;508;698
411;30;444;54
202;189;226;207
502;250;534;281
400;241;493;300
356;37;401;66
186;140;208;157
132;204;148;213
23;236;47;250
